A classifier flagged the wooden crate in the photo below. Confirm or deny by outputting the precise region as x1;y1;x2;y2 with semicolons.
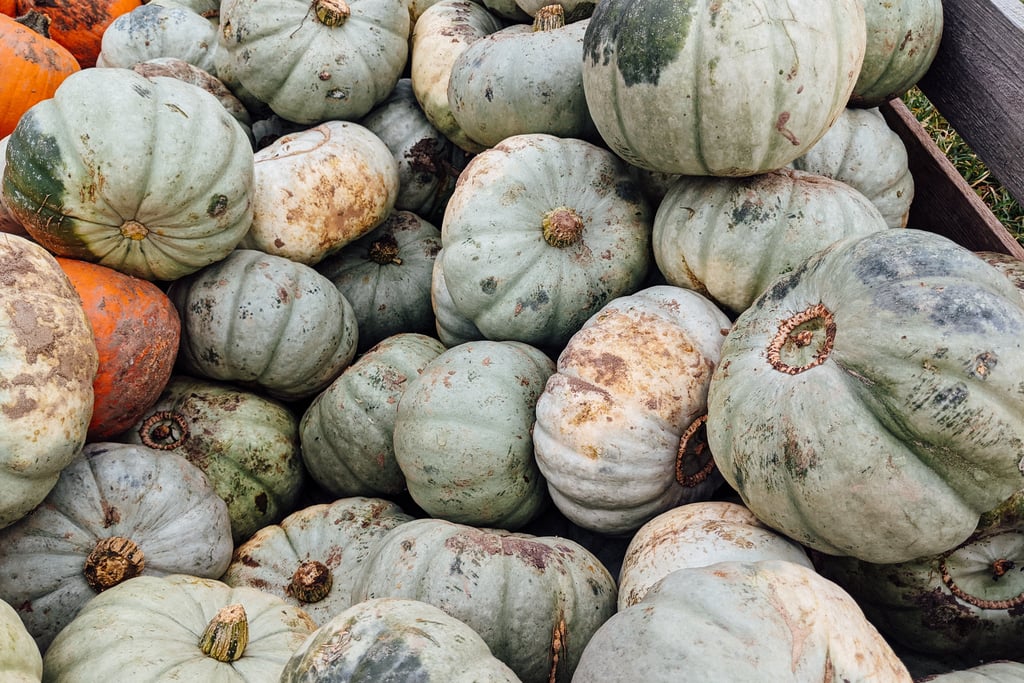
877;0;1024;258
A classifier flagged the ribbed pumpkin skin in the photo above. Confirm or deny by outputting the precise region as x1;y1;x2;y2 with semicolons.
168;250;359;402
1;68;254;281
223;498;415;626
815;489;1024;666
617;501;813;609
437;133;652;351
447;16;597;148
218;0;410;124
393;340;554;530
317;212;442;353
581;0;867;176
282;598;522;682
0;443;234;652
300;333;446;498
119;375;307;544
851;0;943;107
351;518;618;683
42;574;317;683
0;12;80;139
14;0;142;67
652;168;890;315
0;598;41;683
0;137;27;236
707;229;1024;564
533;286;731;536
573;561;912;682
0;235;97;530
95;3;220;74
56;257;180;441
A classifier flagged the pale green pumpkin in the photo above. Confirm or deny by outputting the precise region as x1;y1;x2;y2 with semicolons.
280;598;522;682
96;3;221;75
218;0;410;124
0;598;41;683
707;229;1024;564
300;333;446;498
393;340;554;529
351;518;618;683
118;375;307;544
581;0;867;175
1;68;254;281
42;574;316;683
436;133;652;351
573;561;911;681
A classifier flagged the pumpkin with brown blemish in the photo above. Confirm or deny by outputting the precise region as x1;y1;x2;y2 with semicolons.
118;375;307;544
706;229;1024;564
222;497;414;625
351;517;617;683
533;285;731;536
0;442;233;652
12;0;141;67
0;234;97;530
94;3;220;75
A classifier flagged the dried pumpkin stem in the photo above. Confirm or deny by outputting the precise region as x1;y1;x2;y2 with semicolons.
367;234;403;265
533;4;565;31
139;410;189;450
15;9;53;36
766;302;836;375
120;219;149;241
199;604;249;662
313;0;350;26
288;560;334;603
939;555;1024;610
676;414;716;487
83;536;146;593
542;207;584;248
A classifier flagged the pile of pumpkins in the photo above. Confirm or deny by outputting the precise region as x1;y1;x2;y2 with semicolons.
4;0;1024;680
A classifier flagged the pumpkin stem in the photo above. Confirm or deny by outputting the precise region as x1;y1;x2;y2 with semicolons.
313;0;350;26
199;604;249;662
120;219;149;241
541;207;585;248
367;234;403;266
766;302;836;375
288;560;334;603
15;10;53;37
533;4;565;31
83;536;146;593
139;410;190;451
939;555;1024;610
675;414;716;487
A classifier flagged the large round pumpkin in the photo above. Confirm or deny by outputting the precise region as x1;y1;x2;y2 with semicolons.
706;229;1024;564
0;11;80;139
0;442;233;652
0;234;97;530
1;67;254;281
533;286;731;535
393;340;555;529
436;133;652;351
56;257;180;441
573;560;911;681
218;0;410;124
581;0;867;176
42;574;316;682
118;374;307;544
168;249;360;402
351;517;618;683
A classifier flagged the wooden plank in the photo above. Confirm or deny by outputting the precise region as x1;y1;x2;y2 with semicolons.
879;98;1024;258
915;0;1024;206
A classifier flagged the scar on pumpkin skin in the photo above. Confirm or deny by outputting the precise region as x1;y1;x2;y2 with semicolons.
775;111;800;145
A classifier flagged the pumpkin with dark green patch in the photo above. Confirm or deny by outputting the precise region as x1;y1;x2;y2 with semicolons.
580;0;866;176
1;67;253;281
706;229;1024;564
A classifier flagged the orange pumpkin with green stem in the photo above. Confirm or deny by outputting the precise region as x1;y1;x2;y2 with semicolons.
0;10;79;138
56;257;181;441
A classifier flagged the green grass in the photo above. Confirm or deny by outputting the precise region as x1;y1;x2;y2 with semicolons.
902;86;1024;244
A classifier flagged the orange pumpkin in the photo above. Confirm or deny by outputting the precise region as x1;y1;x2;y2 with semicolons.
56;257;182;441
0;11;80;138
14;0;141;68
0;0;16;15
